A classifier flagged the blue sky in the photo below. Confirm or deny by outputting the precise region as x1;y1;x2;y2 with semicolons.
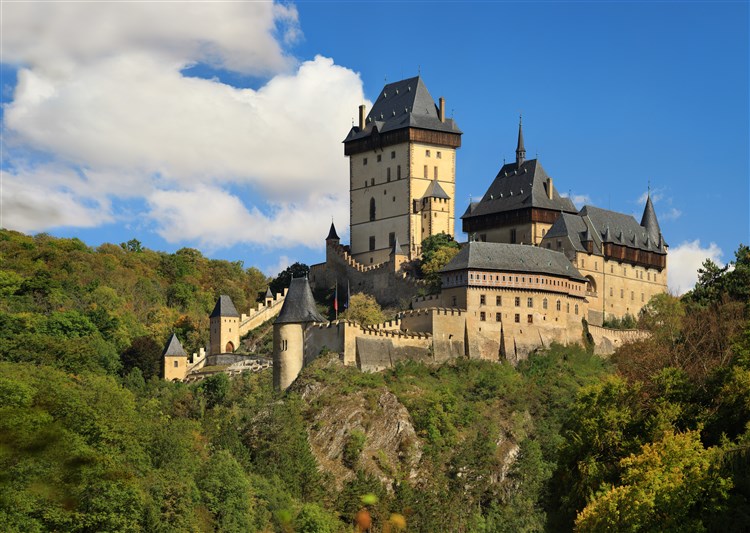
1;1;747;294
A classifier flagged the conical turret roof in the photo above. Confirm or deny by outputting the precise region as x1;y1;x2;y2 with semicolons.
210;294;240;318
390;236;406;256
326;221;340;241
275;277;325;325
265;287;273;299
163;333;187;357
640;194;662;243
515;115;526;165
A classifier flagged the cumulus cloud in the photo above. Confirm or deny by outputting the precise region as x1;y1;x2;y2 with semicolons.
637;188;665;206
667;240;723;295
1;2;363;250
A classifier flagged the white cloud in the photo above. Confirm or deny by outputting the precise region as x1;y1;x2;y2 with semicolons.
264;255;292;277
637;188;665;206
667;240;723;295
560;192;591;209
1;3;364;250
660;207;682;221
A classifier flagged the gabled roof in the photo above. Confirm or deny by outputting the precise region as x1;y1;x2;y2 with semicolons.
461;159;577;220
326;221;340;241
422;179;450;200
275;277;325;325
210;294;240;318
441;241;586;282
344;76;461;143
544;205;667;254
163;333;187;357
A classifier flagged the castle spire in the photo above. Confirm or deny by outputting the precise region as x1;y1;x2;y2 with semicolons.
640;190;662;243
515;114;525;166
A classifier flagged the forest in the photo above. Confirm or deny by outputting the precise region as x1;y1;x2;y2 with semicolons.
1;228;749;532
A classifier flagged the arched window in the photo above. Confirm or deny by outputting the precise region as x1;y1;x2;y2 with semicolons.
556;300;561;311
369;198;376;221
543;298;548;310
225;341;235;353
585;275;597;295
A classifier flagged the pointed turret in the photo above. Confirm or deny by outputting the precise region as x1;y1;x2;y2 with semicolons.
326;221;340;242
640;193;662;243
275;277;325;325
515;115;526;166
210;294;240;318
265;287;273;299
390;236;406;256
163;333;187;357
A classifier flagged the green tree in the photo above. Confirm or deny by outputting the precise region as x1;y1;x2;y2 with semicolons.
269;262;309;296
121;335;163;380
198;450;255;532
344;293;385;326
575;430;731;532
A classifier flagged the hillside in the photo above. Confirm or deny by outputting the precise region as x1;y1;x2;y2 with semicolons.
1;230;749;531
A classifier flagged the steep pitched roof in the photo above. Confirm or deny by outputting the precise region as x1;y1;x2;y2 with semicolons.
275;277;325;325
441;241;586;282
162;333;187;357
326;221;340;241
640;195;662;243
422;178;451;200
265;287;273;299
461;159;577;220
390;236;407;256
344;76;461;142
209;294;240;318
544;205;667;254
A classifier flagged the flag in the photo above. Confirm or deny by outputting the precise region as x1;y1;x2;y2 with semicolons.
344;280;350;310
334;281;339;314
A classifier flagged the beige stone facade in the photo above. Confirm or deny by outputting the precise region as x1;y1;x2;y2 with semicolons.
348;140;457;264
164;354;188;381
209;314;240;355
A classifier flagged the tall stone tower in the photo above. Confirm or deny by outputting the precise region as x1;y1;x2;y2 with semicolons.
273;277;325;391
343;76;462;264
209;294;240;355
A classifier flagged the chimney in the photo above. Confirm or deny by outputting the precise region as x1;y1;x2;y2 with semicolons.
547;177;553;199
439;97;445;122
358;105;366;130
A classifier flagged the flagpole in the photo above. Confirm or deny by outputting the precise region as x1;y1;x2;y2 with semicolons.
334;280;338;320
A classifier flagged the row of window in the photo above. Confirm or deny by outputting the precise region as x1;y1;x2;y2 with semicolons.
364;166;402;188
425;149;442;158
478;293;577;313
478;305;579;324
368;233;398;251
609;287;647;302
424;165;438;179
469;272;576;290
363;150;398;165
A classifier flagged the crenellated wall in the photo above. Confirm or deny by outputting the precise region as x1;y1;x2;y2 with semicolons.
238;288;288;336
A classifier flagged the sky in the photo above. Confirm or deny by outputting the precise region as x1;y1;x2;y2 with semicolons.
1;1;748;295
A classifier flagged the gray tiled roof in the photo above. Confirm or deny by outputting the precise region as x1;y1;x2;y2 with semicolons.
544;205;667;254
390;236;407;256
343;76;461;142
210;294;240;318
461;159;577;220
441;241;586;282
640;195;662;244
265;287;273;299
163;333;187;357
275;277;325;325
422;179;451;200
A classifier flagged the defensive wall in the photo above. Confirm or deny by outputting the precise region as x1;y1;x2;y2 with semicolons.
309;243;423;307
588;324;650;355
238;288;287;337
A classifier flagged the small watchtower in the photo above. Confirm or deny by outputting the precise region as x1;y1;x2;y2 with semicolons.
209;294;240;355
163;333;188;381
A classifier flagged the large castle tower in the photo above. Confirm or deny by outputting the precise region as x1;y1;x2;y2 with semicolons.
343;76;462;264
209;294;240;355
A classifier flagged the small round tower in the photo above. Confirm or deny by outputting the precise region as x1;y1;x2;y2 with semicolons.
273;277;325;391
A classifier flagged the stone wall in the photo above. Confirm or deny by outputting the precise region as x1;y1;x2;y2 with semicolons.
238;288;287;336
588;324;650;355
309;243;424;307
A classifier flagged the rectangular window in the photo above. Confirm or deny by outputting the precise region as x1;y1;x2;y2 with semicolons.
527;314;533;324
527;297;533;307
387;168;391;181
389;232;395;247
377;154;382;162
515;297;520;307
391;151;396;159
369;236;375;251
610;287;613;296
363;158;368;165
424;165;428;178
515;313;520;323
434;166;438;179
631;291;634;301
371;178;374;186
496;312;502;322
426;149;431;157
437;151;442;159
452;296;457;307
480;312;486;321
496;296;502;306
510;229;517;244
174;360;178;368
397;165;401;179
480;295;486;305
641;293;645;302
620;289;624;298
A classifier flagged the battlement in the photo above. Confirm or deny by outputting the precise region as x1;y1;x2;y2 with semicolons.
238;287;288;336
399;307;464;319
358;327;432;340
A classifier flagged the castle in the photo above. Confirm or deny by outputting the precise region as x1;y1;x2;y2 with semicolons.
164;76;667;389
